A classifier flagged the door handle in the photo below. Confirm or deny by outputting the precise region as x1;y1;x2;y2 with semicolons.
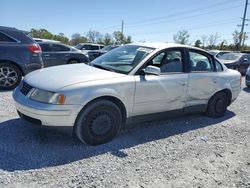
43;54;50;57
212;79;217;83
65;54;70;57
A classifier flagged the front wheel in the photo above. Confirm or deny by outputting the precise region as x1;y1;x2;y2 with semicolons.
74;100;122;145
206;92;228;118
0;63;22;90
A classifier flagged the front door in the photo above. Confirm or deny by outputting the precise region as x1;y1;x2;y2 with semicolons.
133;48;188;116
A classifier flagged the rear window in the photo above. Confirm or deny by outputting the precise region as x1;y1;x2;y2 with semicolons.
0;32;16;42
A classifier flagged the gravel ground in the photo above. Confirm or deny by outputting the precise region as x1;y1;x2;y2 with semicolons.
0;79;249;188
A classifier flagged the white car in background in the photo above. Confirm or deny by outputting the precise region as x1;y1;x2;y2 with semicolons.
13;43;241;145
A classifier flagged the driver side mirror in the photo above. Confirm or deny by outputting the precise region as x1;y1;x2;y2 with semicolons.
144;65;161;76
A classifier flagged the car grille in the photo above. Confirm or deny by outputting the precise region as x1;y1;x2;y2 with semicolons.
20;82;33;96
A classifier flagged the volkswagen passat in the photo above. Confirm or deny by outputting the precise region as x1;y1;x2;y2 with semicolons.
13;43;241;145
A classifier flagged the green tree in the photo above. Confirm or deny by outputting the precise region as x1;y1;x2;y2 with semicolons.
194;39;202;47
207;33;220;49
113;31;132;44
102;33;114;45
53;33;69;44
70;33;88;46
86;29;103;43
30;28;54;39
173;30;190;44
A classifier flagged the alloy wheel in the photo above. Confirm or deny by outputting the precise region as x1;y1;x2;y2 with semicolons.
0;67;18;87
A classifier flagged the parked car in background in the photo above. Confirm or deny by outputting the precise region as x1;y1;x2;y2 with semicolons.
38;42;89;67
75;43;104;58
218;52;250;74
246;66;250;87
88;45;119;61
0;26;43;90
33;38;60;43
75;43;104;51
208;50;231;58
13;43;241;145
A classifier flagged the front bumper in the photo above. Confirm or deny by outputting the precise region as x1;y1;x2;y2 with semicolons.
13;87;82;127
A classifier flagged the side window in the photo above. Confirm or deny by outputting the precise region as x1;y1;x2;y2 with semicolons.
152;52;165;65
159;49;184;73
0;32;16;42
215;60;223;72
50;44;70;52
189;51;213;72
91;45;99;50
39;44;50;52
82;45;91;50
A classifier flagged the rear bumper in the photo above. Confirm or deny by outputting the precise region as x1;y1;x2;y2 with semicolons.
13;87;82;126
23;54;44;75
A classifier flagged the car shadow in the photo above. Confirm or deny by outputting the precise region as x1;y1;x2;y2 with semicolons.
243;87;250;93
0;111;235;172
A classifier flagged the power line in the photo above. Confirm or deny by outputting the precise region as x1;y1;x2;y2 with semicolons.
125;0;244;27
128;19;239;36
125;4;244;29
95;0;244;32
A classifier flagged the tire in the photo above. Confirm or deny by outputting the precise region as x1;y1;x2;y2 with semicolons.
68;59;79;64
206;92;228;118
74;99;122;145
0;62;22;90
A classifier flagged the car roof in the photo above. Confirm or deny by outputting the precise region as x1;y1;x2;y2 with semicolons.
34;38;60;43
78;43;102;46
127;42;206;52
0;26;29;34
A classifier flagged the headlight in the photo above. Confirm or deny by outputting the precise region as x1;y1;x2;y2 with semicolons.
29;89;66;104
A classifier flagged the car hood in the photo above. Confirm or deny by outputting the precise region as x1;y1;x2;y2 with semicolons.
219;59;238;64
24;64;124;91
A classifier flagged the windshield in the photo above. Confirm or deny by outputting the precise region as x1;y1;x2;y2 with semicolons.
91;45;155;74
75;44;82;50
102;45;118;51
218;53;241;61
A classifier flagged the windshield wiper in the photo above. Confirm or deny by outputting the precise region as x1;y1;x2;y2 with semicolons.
92;64;115;72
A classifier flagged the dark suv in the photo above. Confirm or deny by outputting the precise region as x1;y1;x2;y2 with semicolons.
0;26;43;90
38;42;89;67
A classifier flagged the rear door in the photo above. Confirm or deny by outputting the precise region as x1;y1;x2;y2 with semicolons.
186;49;218;107
133;48;188;116
40;43;71;67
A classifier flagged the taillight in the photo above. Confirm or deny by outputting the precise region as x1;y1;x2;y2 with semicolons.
240;75;242;87
28;44;41;54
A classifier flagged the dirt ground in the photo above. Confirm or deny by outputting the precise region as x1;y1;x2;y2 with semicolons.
0;79;249;188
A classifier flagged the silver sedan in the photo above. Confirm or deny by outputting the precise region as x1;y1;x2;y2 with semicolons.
13;43;241;145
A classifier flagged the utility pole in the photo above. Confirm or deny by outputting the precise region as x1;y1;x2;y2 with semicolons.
239;0;249;49
121;20;124;35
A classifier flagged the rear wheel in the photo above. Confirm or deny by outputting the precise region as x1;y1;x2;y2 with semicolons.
0;62;22;90
206;92;228;118
68;59;79;64
74;99;122;145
